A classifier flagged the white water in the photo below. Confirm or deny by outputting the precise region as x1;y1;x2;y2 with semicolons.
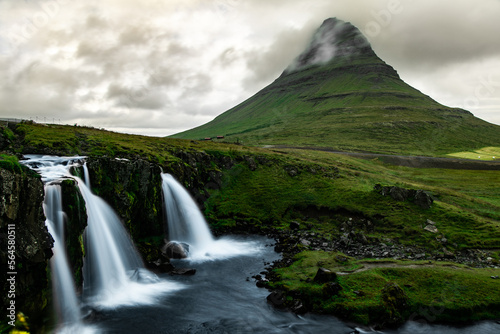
21;155;182;332
161;173;263;262
44;185;82;326
79;166;182;307
22;155;98;333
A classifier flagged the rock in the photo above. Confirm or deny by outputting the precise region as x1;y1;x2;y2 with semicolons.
243;156;257;171
423;224;438;233
443;247;454;258
267;290;286;308
323;282;342;296
290;300;308;314
381;282;408;326
313;267;337;283
284;165;299;177
161;241;190;259
0;168;53;329
374;184;433;209
414;190;433;209
171;268;196;275
256;279;269;288
389;186;410;201
301;239;311;246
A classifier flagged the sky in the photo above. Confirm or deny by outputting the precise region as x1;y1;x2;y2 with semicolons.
1;0;499;137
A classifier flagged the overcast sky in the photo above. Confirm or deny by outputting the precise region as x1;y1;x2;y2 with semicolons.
1;0;499;136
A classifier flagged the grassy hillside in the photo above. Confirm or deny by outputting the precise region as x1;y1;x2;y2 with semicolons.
2;122;498;327
173;19;500;156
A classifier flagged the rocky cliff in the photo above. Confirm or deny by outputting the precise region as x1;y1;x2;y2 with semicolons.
0;166;53;331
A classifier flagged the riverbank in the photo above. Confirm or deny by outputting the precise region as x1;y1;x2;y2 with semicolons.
219;224;500;329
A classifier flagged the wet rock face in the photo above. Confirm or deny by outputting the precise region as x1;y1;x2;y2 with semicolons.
0;168;53;328
60;179;87;287
86;157;164;240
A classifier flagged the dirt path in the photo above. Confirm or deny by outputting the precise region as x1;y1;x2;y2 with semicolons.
269;146;500;170
336;261;463;275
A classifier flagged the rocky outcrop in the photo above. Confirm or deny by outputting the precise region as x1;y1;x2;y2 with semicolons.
85;157;164;241
60;179;87;288
0;166;53;330
374;184;433;209
380;282;409;327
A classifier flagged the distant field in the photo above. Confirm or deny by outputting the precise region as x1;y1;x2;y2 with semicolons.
447;147;500;161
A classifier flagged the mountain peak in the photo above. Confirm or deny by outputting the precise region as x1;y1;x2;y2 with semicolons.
286;18;375;73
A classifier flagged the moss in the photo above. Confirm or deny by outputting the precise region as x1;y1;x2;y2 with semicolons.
271;250;500;327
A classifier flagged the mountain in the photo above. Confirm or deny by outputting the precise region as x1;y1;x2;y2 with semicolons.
172;18;500;155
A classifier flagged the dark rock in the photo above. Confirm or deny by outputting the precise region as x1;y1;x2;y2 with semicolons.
256;279;269;288
323;282;342;296
161;241;190;259
381;282;408;326
267;290;286;308
243;156;257;171
284;165;299;177
171;268;196;275
313;267;337;283
0;168;53;329
389;186;410;201
374;184;433;209
414;190;433;209
290;299;308;314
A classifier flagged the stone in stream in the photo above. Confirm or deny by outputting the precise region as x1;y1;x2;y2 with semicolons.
161;241;190;259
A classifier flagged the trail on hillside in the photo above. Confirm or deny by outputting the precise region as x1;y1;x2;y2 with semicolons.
269;146;500;170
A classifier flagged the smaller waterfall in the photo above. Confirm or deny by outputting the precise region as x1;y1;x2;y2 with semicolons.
161;173;262;261
162;173;214;249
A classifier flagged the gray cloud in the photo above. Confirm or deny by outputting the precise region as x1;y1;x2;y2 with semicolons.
0;0;499;135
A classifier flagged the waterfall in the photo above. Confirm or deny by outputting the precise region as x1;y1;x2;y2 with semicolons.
77;164;182;307
43;184;82;326
79;165;145;299
21;155;182;324
161;173;263;261
161;173;214;249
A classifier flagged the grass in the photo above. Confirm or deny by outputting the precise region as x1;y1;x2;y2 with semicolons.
447;147;500;161
2;121;499;328
271;250;500;325
205;148;500;250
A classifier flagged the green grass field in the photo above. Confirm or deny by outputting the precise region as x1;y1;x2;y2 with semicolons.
448;147;500;161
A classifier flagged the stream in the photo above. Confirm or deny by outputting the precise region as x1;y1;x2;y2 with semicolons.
86;236;499;334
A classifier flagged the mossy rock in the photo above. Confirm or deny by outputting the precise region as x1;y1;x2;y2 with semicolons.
380;282;409;327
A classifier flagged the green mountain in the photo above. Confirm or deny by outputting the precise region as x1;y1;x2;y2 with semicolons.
173;18;500;155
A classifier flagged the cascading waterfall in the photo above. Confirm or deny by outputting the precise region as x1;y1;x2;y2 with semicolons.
161;173;214;248
22;155;97;333
21;155;182;330
161;173;262;261
76;164;181;307
79;164;148;300
43;184;82;326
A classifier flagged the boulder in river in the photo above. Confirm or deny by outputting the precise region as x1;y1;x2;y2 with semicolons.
161;241;190;259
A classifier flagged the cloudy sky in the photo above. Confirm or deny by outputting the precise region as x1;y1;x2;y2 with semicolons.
1;0;499;136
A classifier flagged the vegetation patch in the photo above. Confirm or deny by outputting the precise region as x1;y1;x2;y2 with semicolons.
270;251;500;327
